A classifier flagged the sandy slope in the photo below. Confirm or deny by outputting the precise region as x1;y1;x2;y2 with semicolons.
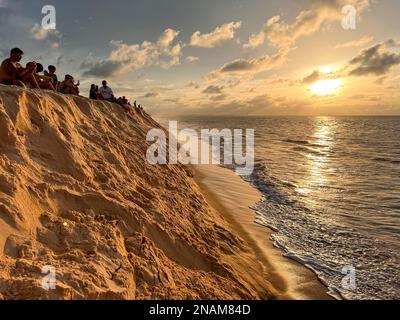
0;85;277;300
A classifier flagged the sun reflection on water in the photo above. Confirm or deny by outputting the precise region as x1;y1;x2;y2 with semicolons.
296;118;335;196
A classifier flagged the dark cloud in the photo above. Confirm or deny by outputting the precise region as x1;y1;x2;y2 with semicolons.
209;48;290;79
202;85;224;94
186;81;199;89
82;29;182;78
143;92;159;98
210;94;227;101
302;70;321;84
220;59;252;72
348;40;400;77
82;60;123;77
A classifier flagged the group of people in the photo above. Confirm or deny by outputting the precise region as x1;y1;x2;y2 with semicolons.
0;47;144;112
0;48;79;94
89;81;144;111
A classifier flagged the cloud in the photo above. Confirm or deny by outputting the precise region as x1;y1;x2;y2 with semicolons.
347;40;400;76
301;67;343;85
186;81;199;89
186;56;199;63
202;85;224;94
143;92;159;98
335;36;374;49
30;23;50;40
157;28;179;48
29;23;62;49
30;23;60;40
208;47;290;79
244;0;370;49
298;40;400;85
81;60;122;78
302;70;322;84
82;28;182;77
374;76;386;85
210;94;227;102
190;21;242;48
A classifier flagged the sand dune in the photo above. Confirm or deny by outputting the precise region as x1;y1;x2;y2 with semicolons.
0;85;277;300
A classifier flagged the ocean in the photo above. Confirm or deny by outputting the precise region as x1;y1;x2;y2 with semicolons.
157;116;400;300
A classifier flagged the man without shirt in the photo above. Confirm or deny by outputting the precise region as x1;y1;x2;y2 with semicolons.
0;48;39;88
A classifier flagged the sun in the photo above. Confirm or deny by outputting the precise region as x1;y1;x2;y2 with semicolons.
310;79;343;96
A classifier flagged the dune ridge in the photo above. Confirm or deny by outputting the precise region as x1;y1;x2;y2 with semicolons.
0;85;276;300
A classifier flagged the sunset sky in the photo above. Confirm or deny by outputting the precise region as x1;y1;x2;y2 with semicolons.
1;0;399;116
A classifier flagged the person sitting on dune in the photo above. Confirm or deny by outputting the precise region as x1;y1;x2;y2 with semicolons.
98;80;114;102
113;96;131;112
122;96;129;105
33;63;55;91
58;74;79;95
0;48;39;88
44;65;59;89
89;84;98;99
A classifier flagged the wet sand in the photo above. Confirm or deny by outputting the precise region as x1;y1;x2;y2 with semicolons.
194;164;332;300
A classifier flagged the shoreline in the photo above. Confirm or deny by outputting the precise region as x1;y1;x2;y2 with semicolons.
193;164;332;300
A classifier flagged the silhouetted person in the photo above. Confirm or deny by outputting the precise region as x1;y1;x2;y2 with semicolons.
58;74;79;95
34;63;55;90
0;48;39;88
89;84;97;99
44;65;59;88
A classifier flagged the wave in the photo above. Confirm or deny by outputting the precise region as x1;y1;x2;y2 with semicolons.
244;163;400;300
291;146;327;156
372;157;400;164
283;139;328;148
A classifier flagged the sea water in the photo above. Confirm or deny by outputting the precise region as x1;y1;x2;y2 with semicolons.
160;116;400;300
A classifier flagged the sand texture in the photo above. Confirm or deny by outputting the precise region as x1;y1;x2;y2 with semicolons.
0;85;277;300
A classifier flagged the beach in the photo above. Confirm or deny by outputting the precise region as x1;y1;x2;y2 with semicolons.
194;164;331;300
1;0;399;305
172;115;400;300
1;85;397;300
0;85;284;300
